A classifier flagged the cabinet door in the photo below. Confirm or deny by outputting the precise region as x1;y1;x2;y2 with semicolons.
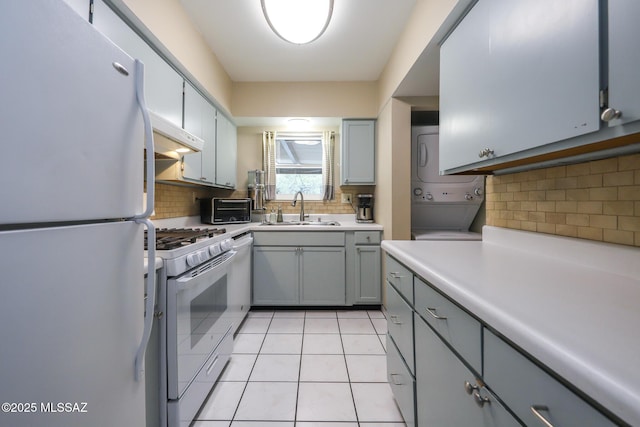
484;329;617;427
216;113;237;188
300;247;345;305
183;83;216;184
386;282;414;375
606;0;640;126
415;315;519;427
439;0;493;172
252;247;298;305
440;0;600;172
387;335;416;427
92;0;183;127
341;120;375;184
354;245;381;304
489;0;600;154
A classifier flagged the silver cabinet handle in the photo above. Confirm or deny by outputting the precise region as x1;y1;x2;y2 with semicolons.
206;355;220;376
389;373;404;385
472;391;490;408
426;307;447;320
531;405;554;427
601;107;622;122
478;147;494;158
464;381;479;395
389;314;403;325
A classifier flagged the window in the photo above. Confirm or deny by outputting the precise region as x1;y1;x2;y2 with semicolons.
275;132;323;200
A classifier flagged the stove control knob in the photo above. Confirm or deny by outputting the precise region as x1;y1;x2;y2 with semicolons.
465;193;473;201
413;187;423;196
220;238;233;251
425;192;433;201
186;253;200;267
208;243;221;256
474;187;484;196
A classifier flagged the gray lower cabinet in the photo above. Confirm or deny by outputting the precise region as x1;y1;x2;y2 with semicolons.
387;334;416;427
385;254;621;426
252;232;346;306
300;247;346;305
414;314;519;427
483;329;617;427
252;247;299;305
352;231;382;304
386;282;414;375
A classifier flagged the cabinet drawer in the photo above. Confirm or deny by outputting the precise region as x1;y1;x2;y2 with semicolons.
386;281;414;375
253;231;345;246
385;254;413;305
387;334;416;427
414;277;481;373
354;231;380;244
484;329;617;427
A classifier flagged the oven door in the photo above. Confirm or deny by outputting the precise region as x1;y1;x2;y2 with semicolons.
166;250;235;400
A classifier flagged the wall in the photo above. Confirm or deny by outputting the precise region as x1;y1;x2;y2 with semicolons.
376;98;412;241
486;153;640;247
231;81;378;118
377;0;458;106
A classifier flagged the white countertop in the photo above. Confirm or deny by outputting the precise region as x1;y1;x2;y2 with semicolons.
381;226;640;426
153;214;383;234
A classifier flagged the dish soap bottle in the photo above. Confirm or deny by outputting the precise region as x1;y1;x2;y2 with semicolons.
276;204;283;223
269;207;277;223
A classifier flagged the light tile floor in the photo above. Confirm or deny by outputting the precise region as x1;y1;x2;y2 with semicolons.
193;309;406;427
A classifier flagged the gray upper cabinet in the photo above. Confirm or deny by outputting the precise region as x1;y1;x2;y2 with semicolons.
440;0;602;173
215;113;237;188
605;0;640;127
341;120;376;185
183;82;216;184
92;1;183;128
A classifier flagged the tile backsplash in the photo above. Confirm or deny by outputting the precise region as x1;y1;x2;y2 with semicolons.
486;153;640;247
150;183;372;220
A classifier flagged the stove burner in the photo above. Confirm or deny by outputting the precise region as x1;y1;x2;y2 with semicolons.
145;227;226;250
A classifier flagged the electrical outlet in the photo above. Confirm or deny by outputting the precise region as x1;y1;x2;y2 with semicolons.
341;193;352;204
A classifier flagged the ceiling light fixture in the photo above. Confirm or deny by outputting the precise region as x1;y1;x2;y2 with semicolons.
261;0;334;45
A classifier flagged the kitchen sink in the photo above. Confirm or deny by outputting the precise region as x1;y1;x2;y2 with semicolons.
260;220;341;226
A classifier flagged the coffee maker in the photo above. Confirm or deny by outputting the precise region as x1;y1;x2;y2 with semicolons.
356;194;374;223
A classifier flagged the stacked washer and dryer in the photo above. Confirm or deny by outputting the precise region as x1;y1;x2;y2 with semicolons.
411;126;485;241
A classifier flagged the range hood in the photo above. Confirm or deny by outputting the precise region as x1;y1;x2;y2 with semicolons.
149;110;204;159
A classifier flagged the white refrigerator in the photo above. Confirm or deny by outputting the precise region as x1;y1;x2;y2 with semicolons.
0;1;156;426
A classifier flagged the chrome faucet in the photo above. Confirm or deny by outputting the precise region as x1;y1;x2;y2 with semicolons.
291;191;305;221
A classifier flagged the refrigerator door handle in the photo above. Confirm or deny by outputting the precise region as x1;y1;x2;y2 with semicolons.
133;59;155;220
135;218;155;381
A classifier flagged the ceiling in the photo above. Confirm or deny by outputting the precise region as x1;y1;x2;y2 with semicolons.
179;0;417;83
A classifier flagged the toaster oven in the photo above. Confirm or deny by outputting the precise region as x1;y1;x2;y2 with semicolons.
201;198;252;224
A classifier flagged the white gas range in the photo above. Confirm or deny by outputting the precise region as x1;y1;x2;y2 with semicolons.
145;225;237;427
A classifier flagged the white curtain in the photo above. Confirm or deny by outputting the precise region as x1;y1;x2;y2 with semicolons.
322;131;335;201
262;131;276;201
